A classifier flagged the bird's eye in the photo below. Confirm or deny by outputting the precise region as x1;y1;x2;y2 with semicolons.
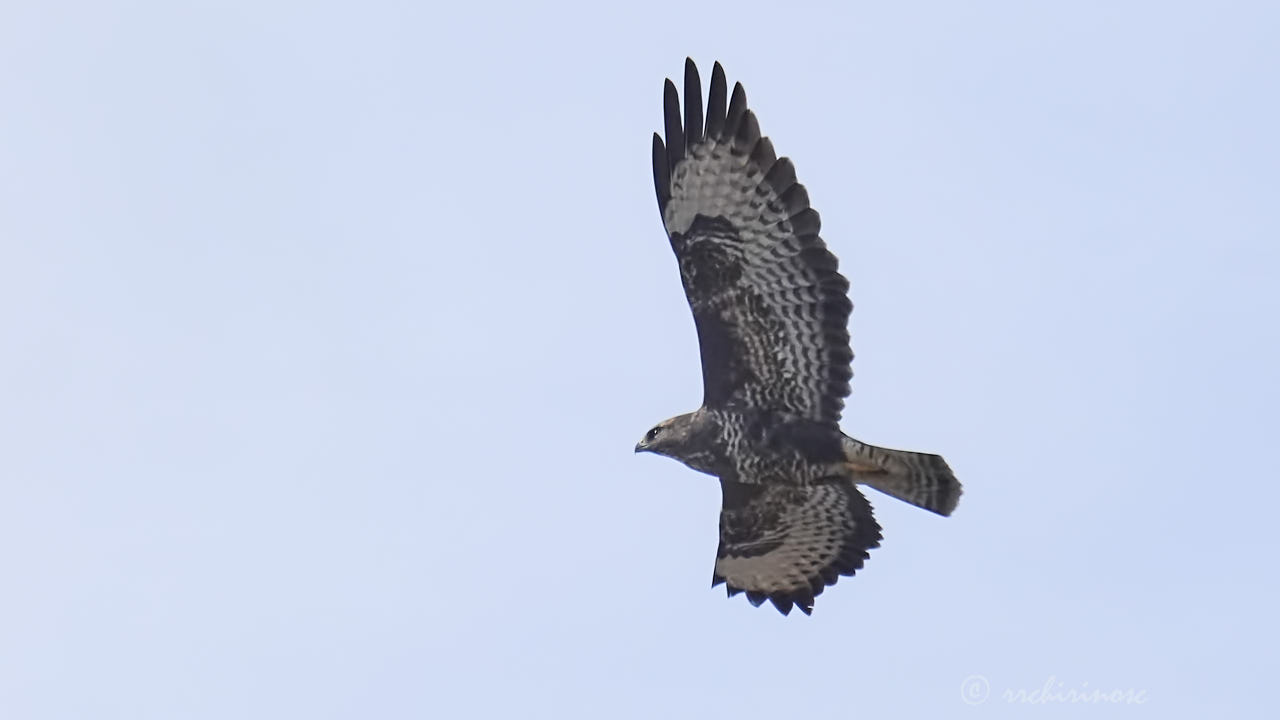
646;426;662;441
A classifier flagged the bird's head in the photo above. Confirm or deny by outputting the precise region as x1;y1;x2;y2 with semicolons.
635;413;696;457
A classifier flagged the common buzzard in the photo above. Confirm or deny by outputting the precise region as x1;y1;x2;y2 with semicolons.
635;59;962;616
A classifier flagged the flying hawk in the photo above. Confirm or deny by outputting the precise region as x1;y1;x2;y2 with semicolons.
635;59;962;616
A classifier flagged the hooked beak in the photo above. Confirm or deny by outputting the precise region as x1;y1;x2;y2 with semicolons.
634;441;646;453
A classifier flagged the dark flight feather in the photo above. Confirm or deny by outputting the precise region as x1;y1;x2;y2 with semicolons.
682;58;703;148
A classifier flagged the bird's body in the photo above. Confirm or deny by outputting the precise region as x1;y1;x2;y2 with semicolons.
635;59;962;616
645;408;845;484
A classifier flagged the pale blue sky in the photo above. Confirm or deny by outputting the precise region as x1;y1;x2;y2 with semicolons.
2;1;1278;718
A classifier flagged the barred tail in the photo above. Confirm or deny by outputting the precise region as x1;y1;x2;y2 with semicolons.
841;436;962;517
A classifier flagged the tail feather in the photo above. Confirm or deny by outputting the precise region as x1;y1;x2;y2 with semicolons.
841;436;962;516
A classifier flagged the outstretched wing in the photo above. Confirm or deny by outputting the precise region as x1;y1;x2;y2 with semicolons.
653;59;853;424
714;479;882;615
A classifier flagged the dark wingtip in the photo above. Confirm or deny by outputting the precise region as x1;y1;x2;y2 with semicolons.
683;58;703;148
733;110;761;155
763;157;798;205
723;81;748;140
749;137;776;170
706;62;728;140
652;132;670;218
662;79;685;175
781;183;810;217
790;208;822;238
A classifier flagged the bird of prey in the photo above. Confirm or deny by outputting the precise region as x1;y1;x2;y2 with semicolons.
635;59;962;616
